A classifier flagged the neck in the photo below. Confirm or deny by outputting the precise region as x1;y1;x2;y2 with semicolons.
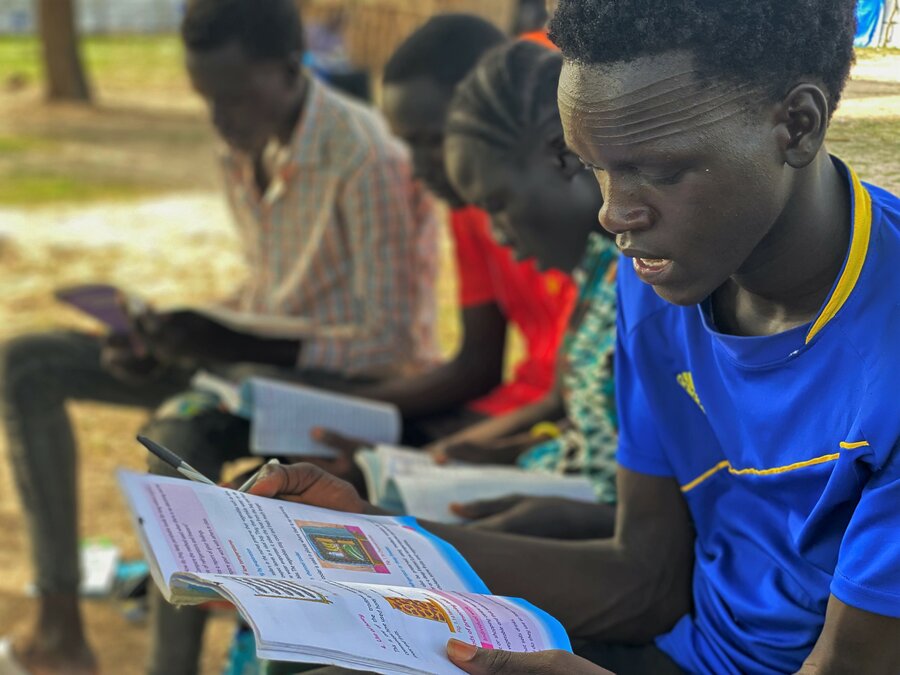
276;73;310;148
716;151;851;336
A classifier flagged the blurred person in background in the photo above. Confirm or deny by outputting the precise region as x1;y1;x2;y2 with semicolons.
0;0;439;673
329;15;578;458
513;0;556;47
437;40;618;537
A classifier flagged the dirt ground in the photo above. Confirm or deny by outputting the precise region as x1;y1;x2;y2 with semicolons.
0;51;898;674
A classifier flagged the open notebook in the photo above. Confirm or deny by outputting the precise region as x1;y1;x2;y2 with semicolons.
118;471;570;674
356;445;598;523
189;372;401;457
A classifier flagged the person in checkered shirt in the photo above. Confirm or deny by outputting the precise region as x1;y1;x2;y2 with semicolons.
0;1;439;673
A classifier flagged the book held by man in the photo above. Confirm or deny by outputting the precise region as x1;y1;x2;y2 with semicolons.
189;372;402;457
118;471;570;674
356;445;598;522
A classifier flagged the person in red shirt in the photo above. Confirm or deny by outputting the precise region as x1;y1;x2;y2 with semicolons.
345;14;576;449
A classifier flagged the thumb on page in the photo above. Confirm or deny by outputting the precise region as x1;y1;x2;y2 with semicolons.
446;640;613;675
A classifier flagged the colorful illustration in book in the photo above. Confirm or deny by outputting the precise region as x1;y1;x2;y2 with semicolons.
296;521;389;573
384;596;456;632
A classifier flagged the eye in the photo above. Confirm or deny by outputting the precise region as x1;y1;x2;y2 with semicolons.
645;169;686;186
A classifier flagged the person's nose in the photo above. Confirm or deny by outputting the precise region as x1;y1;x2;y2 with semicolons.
597;174;653;235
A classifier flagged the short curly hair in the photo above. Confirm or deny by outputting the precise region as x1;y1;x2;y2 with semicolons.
549;0;856;116
182;0;305;60
383;14;507;87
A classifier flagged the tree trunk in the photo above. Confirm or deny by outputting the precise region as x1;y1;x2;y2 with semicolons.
36;0;92;102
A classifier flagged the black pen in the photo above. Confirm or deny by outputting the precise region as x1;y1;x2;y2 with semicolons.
136;435;217;487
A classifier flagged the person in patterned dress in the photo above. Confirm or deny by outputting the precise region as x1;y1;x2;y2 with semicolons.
440;41;621;538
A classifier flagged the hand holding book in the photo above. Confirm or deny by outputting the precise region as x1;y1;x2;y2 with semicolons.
446;639;613;675
245;458;379;515
118;469;572;673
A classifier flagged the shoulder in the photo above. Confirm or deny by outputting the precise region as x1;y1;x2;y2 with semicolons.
836;182;900;466
315;82;411;175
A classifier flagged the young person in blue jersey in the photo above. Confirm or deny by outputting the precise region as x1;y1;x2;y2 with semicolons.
244;0;900;673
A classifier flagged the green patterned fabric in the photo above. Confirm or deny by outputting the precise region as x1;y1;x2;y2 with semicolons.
517;233;619;503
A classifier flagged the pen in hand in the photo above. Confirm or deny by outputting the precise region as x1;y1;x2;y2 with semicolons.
236;458;281;493
136;435;217;487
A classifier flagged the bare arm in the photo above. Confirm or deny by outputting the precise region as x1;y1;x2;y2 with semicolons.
796;596;900;674
427;386;564;459
352;303;508;418
249;464;694;643
426;467;693;642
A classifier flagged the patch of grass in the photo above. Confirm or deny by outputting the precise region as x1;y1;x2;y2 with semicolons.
0;135;47;153
0;170;157;206
829;116;900;193
0;34;189;95
0;35;41;84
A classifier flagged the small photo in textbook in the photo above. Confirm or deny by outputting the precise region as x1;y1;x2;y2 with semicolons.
297;521;389;574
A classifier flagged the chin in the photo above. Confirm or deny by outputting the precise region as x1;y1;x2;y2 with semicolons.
651;283;709;308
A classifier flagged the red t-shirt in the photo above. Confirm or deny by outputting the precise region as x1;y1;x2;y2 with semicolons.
520;29;559;51
450;207;576;416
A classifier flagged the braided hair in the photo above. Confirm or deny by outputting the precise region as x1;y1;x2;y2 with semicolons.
445;41;563;152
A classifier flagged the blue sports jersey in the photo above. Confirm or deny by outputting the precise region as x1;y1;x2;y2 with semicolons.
615;160;900;674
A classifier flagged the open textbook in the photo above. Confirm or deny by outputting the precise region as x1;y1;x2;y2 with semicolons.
356;445;598;523
118;471;569;673
190;372;401;457
55;283;371;340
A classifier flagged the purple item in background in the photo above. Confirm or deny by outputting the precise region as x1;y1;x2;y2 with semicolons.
54;283;134;333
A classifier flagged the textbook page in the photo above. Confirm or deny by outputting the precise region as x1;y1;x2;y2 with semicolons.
248;378;401;457
357;448;598;523
392;468;597;524
184;575;572;673
117;471;488;604
356;445;436;508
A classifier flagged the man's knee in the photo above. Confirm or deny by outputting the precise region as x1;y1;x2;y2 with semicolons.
0;332;90;406
140;408;246;480
0;331;100;387
141;416;206;477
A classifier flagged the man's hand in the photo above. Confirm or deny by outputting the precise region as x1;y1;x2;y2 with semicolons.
431;432;536;465
446;640;612;674
246;461;383;515
100;332;161;384
298;428;367;491
451;495;616;539
134;309;241;364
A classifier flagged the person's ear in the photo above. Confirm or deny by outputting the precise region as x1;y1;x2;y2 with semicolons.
773;84;829;169
283;51;303;85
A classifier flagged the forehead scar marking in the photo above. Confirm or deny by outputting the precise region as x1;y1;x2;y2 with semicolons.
559;68;763;145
